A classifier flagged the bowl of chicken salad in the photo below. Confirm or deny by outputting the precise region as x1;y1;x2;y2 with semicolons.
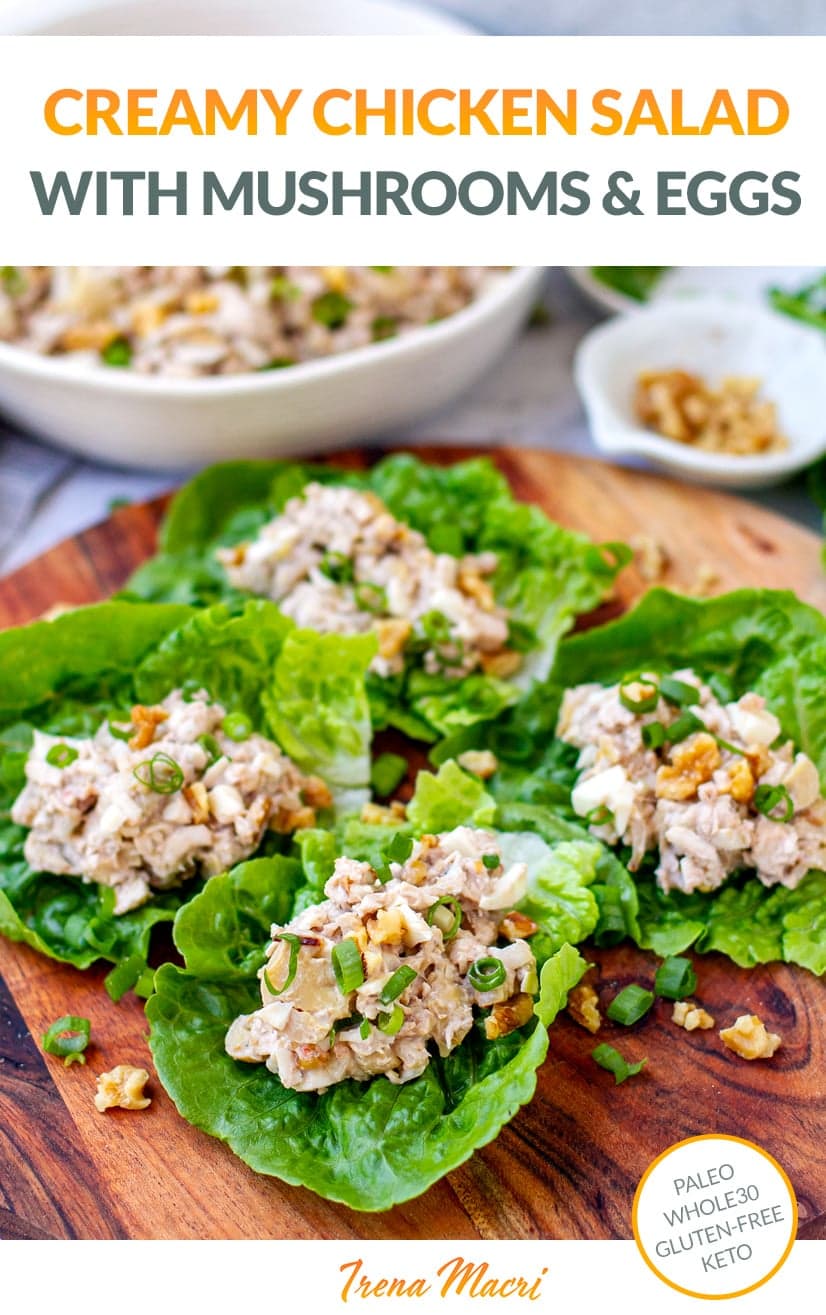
0;265;544;468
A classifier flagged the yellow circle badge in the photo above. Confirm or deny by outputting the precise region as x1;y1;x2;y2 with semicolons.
632;1134;797;1300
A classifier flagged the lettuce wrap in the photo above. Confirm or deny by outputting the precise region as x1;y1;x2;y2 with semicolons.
124;453;625;741
434;589;826;975
147;762;589;1210
0;599;373;982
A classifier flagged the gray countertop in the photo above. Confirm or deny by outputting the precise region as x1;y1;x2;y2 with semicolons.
0;268;820;576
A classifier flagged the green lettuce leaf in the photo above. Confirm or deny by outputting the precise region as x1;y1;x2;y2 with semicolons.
0;600;372;977
124;454;623;740
148;846;586;1210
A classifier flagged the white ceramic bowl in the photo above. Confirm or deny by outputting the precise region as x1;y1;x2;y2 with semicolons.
574;299;826;490
0;267;544;468
568;265;824;317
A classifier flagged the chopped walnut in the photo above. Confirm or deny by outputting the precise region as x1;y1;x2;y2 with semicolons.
183;780;210;824
361;800;408;826
457;749;499;780
630;534;670;584
635;369;787;456
720;1014;782;1060
656;733;722;801
128;704;169;751
672;1000;715;1031
367;908;404;945
94;1065;152;1112
567;983;602;1034
723;759;755;805
302;775;334;810
270;802;316;832
480;650;522;679
688;563;721;598
61;320;120;352
484;992;534;1040
376;618;412;661
500;910;539;940
458;567;496;611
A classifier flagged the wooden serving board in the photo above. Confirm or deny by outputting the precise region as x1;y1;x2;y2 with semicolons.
1;446;825;1243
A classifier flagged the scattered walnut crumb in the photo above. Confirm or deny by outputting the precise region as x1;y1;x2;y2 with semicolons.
94;1065;152;1112
500;910;539;940
635;369;787;456
687;563;721;598
457;749;499;780
630;534;670;584
567;983;602;1034
376;618;412;661
302;775;334;810
128;704;169;751
480;649;523;679
656;732;721;801
484;992;534;1040
672;1000;715;1031
360;800;407;826
719;1014;782;1060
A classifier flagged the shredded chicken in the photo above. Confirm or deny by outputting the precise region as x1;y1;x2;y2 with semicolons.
12;690;331;914
225;826;538;1092
0;266;494;377
557;669;826;894
218;483;513;679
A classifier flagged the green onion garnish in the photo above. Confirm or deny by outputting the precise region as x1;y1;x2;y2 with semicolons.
642;721;667;750
468;956;507;992
46;743;79;769
369;752;407;797
259;357;295;371
101;336;132;367
41;1015;91;1067
133;752;184;795
370;266;394;273
0;265;25;294
606;984;655;1026
667;711;705;743
591;1042;647;1085
419;609;453;645
108;716;133;742
263;932;301;996
425;895;462;941
312;290;352;329
270;275;302;301
354;582;387;614
482;853;501;871
708;672;736;704
379;966;417;1006
377;1004;405;1035
714;735;746;757
359;1018;371;1040
103;954;145;1003
659;677;698;707
319;551;355;584
197;733;222;766
754;783;794;823
371;315;398;342
585;805;614;827
593;886;627;946
221;713;252;742
182;679;210;703
332;938;365;994
385;832;414;864
619;676;659;713
654;956;698;1001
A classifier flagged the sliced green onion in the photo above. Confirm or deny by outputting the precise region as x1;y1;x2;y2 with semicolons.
385;832;414;864
708;672;735;704
642;721;667;750
270;275;302;301
182;679;210;703
591;1043;647;1085
197;733;222;766
221;713;252;742
593;886;627;946
585;805;614;827
133;752;184;795
370;265;394;273
46;743;78;769
108;716;133;742
419;609;453;645
42;1015;91;1067
667;712;705;743
354;582;387;614
482;853;501;871
379;966;417;1006
606;983;655;1026
259;357;295;371
319;550;355;584
312;290;352;329
425;895;462;941
370;752;407;797
371;315;398;342
714;735;746;757
359;1018;371;1040
264;932;301;996
659;676;699;707
0;265;25;294
619;676;659;713
377;1004;405;1035
332;938;365;994
654;956;698;1001
103;954;145;1003
101;336;132;367
468;956;507;992
754;783;794;823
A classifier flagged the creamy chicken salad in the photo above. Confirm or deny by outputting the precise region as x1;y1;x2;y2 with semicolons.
218;482;515;679
0;266;494;377
226;826;538;1092
12;689;332;915
557;669;826;895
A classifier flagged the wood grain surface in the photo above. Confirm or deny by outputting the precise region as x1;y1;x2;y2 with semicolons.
0;445;824;1242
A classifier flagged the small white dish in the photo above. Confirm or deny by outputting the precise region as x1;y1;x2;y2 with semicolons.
574;299;826;490
568;265;824;318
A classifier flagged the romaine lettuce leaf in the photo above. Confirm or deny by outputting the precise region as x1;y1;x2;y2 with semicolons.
124;453;623;740
148;847;586;1210
0;600;372;977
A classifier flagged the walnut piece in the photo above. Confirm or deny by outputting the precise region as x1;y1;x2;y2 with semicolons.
634;369;787;456
457;749;499;780
94;1065;152;1112
500;910;539;941
723;759;756;805
128;704;169;751
376;618;412;660
361;800;407;826
630;534;670;584
656;733;722;801
719;1014;782;1060
484;992;534;1040
672;1000;715;1031
567;983;602;1034
480;650;522;679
